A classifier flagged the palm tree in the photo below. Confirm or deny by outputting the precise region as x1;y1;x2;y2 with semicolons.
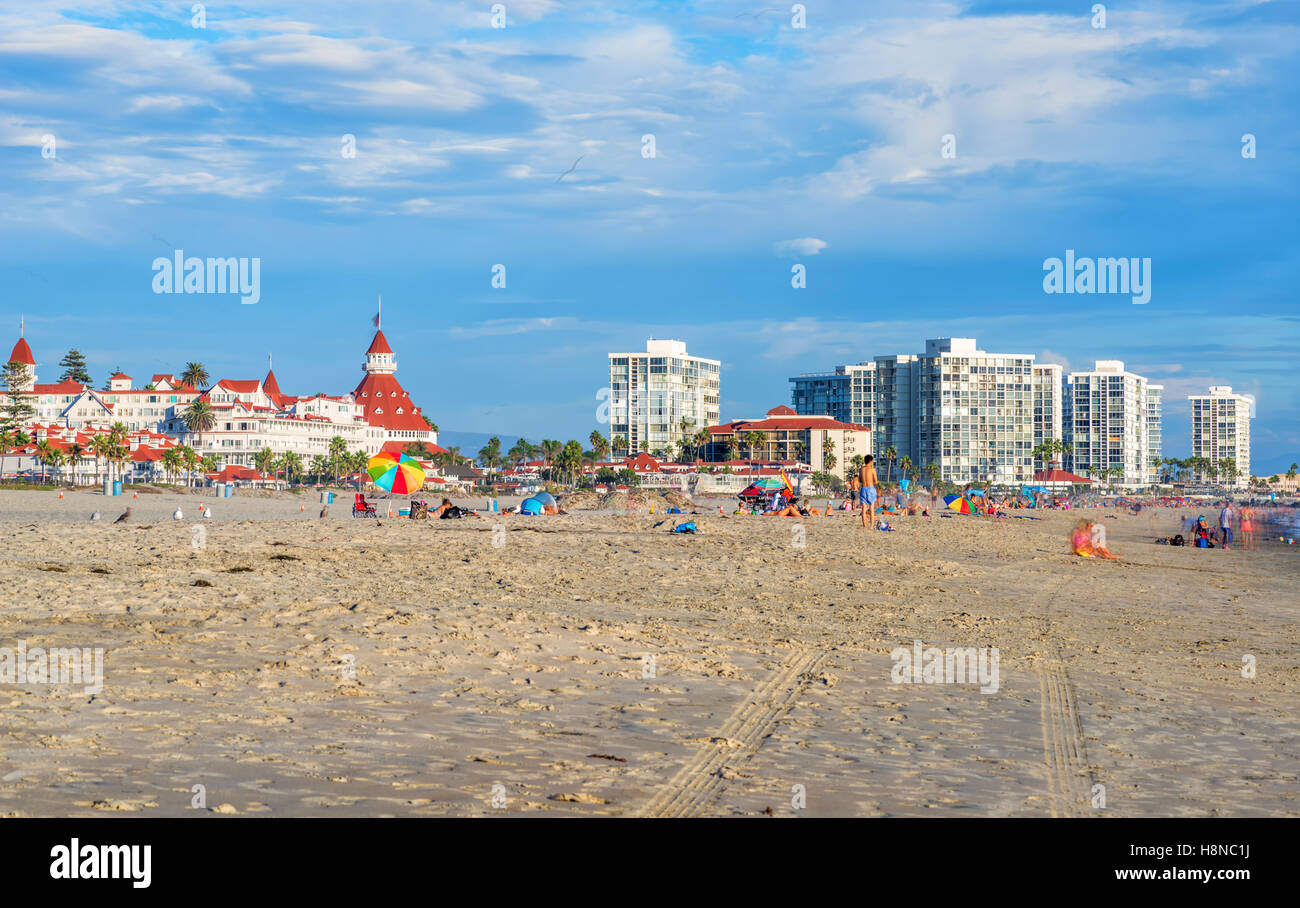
279;450;303;485
181;400;216;451
725;436;740;463
884;446;897;482
161;447;183;485
926;463;941;490
743;431;766;462
540;439;562;469
477;436;503;480
610;435;627;458
33;439;55;483
179;362;209;390
351;451;369;490
589;429;609;463
253;447;276;480
65;442;85;485
899;455;913;481
327;435;349;485
0;428;29;483
1287;462;1298;481
694;428;712;463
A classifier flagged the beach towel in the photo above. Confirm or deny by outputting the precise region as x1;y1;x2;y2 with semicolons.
672;522;697;534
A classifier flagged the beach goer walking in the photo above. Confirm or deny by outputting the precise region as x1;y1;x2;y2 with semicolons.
848;474;860;512
1219;503;1234;550
858;455;878;529
1240;506;1256;550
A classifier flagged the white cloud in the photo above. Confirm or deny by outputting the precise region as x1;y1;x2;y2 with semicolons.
774;237;827;257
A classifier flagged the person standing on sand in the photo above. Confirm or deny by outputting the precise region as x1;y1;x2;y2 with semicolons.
848;473;860;512
1219;502;1234;550
858;455;878;529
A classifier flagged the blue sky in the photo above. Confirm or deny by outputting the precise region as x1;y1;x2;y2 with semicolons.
1;0;1297;471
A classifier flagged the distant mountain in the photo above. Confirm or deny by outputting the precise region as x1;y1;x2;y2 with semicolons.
436;431;523;454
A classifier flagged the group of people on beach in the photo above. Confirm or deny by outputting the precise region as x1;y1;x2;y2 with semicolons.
1171;503;1259;550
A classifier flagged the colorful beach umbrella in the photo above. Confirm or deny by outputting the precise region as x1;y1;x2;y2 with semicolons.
946;496;975;514
752;477;787;488
366;452;425;494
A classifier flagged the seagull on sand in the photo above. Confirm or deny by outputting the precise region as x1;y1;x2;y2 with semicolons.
202;506;212;518
319;505;328;518
172;507;184;520
113;508;132;524
90;510;101;521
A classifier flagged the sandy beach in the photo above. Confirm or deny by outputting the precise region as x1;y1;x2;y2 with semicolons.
1;487;1296;817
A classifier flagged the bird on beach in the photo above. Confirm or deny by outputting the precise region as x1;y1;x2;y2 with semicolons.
202;506;212;518
172;507;184;520
113;508;132;524
319;506;328;518
90;510;100;521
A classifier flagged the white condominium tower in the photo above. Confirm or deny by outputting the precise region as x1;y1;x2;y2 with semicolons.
796;339;1063;485
1189;385;1252;488
608;339;720;457
1064;360;1153;487
1146;384;1164;484
874;339;1046;485
1032;363;1065;469
788;362;877;429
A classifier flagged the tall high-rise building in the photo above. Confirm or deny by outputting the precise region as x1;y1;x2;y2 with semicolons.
794;339;1055;485
1064;360;1153;487
608;339;720;457
1189;385;1251;487
789;362;875;426
915;338;1038;485
1146;385;1164;484
1032;363;1065;471
870;354;920;469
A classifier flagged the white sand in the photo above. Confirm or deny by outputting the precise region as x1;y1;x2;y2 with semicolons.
1;489;1296;817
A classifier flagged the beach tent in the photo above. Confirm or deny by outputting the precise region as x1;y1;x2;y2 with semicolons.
966;489;986;497
899;479;911;492
520;497;544;515
535;491;557;508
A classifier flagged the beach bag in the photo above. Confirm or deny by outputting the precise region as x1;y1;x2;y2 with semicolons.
673;522;697;534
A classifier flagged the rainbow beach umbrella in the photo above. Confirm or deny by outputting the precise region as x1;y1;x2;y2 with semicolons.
366;452;426;494
945;495;975;514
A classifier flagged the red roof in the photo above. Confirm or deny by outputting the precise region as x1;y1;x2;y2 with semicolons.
1033;470;1094;483
213;379;261;394
109;372;131;380
32;381;88;394
352;372;429;432
366;330;393;355
8;337;35;365
379;440;447;456
262;369;289;408
208;465;270;483
766;405;797;416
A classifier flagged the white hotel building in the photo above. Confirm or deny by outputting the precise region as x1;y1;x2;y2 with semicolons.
608;339;720;458
1189;385;1252;487
1064;360;1156;487
6;327;438;469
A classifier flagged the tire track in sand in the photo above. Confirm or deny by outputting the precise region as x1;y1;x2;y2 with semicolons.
1030;577;1095;817
640;648;824;818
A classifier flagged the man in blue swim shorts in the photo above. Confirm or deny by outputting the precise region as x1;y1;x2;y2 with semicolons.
858;454;878;529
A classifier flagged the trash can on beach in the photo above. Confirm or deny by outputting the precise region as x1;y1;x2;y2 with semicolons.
111;480;122;496
321;491;334;505
224;482;234;498
102;479;111;496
